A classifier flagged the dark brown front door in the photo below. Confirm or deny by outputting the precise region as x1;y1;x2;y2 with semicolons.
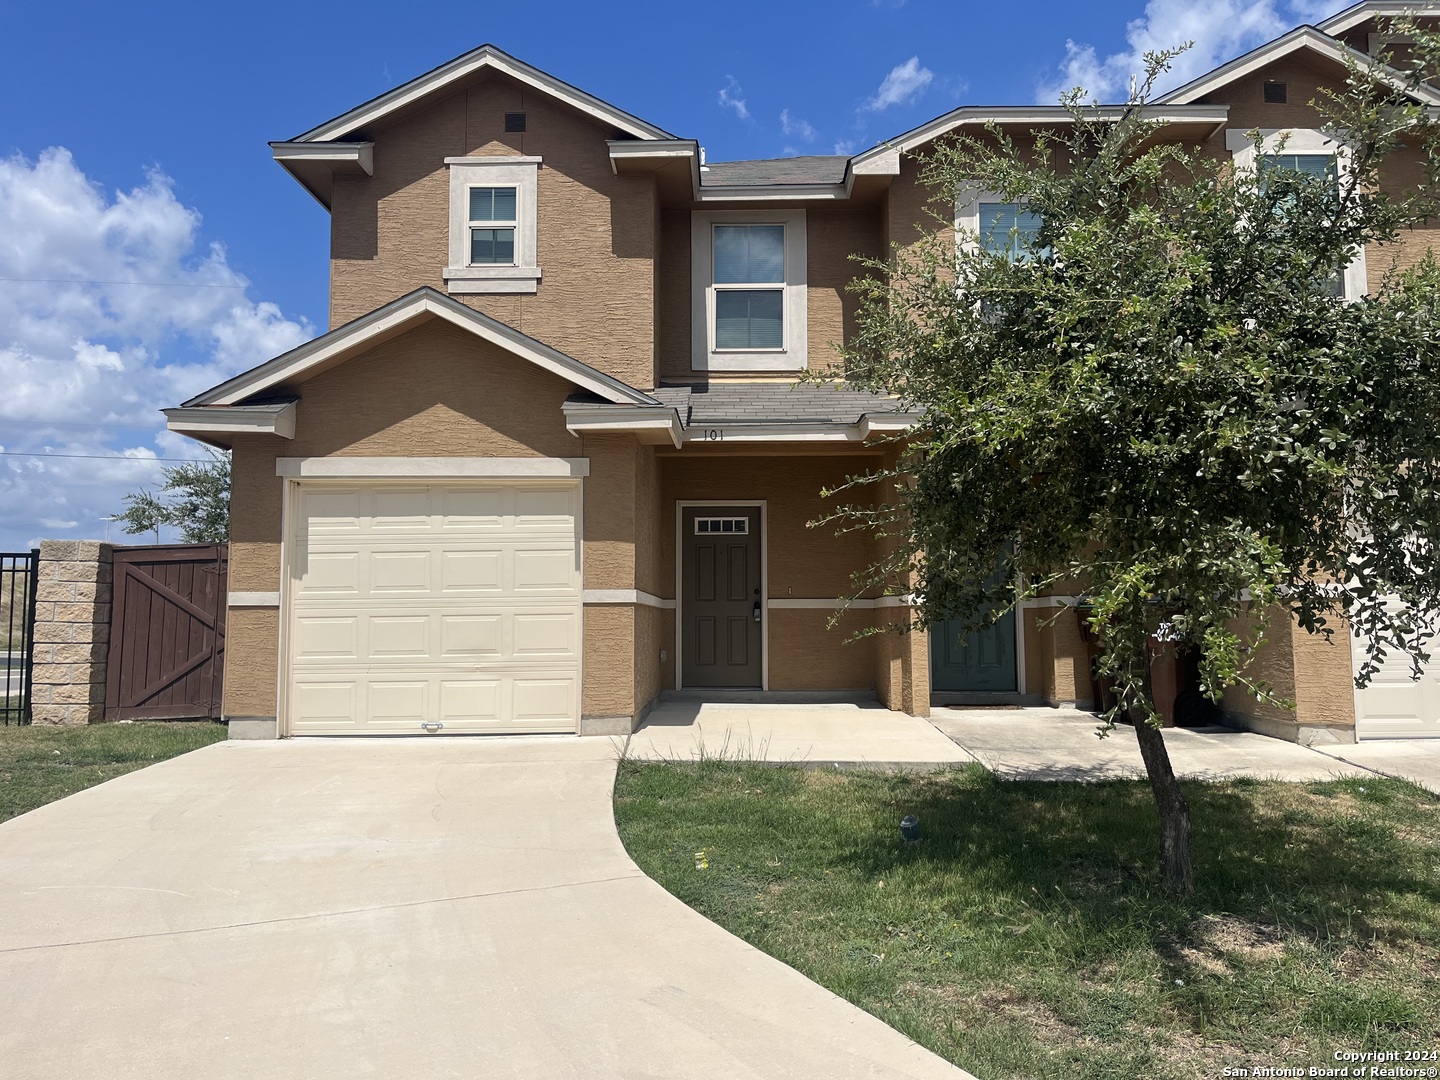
681;506;762;688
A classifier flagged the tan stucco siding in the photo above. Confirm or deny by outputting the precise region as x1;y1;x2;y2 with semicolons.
330;73;658;388
657;207;883;383
769;608;877;690
222;606;279;717
584;603;635;717
1222;604;1357;741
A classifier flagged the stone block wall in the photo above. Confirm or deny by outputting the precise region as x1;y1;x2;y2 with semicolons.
30;540;114;726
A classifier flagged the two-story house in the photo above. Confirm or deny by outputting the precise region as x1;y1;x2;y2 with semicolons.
166;0;1440;743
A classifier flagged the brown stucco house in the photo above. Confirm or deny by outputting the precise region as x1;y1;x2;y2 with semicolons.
166;0;1440;743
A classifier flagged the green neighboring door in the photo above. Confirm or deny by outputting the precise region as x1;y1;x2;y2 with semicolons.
930;609;1018;692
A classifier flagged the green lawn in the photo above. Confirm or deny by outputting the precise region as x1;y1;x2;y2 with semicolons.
0;722;227;823
614;761;1440;1080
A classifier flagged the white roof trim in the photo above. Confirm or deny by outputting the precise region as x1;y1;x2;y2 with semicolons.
1158;25;1440;105
275;456;590;478
852;105;1230;171
270;142;374;173
563;406;684;448
291;44;674;144
673;415;920;444
1320;1;1439;37
164;401;297;439
185;288;657;408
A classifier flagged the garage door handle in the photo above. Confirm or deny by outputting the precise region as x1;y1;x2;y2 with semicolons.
421;722;444;733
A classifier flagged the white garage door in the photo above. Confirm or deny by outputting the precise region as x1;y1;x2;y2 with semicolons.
288;481;581;735
1353;601;1440;740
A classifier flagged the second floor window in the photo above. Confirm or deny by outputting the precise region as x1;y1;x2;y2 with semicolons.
978;203;1044;262
469;186;518;265
713;224;785;349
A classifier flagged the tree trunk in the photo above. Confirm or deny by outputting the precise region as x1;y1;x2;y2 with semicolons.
1130;711;1194;896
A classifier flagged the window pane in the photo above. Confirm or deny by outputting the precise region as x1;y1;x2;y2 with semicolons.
469;186;517;223
714;224;785;283
1261;154;1336;188
978;202;1044;262
715;289;783;349
470;227;516;265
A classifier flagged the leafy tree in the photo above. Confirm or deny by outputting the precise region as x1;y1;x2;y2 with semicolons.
115;450;230;544
830;31;1440;894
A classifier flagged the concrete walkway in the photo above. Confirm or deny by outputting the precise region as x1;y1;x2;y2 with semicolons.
930;707;1380;783
0;737;972;1080
619;698;974;767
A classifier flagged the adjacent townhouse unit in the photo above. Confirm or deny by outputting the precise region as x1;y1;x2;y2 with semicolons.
167;0;1440;743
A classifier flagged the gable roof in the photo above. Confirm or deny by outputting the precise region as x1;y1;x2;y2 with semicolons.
701;156;851;187
1320;1;1440;37
286;44;674;145
1157;24;1440;104
182;287;659;408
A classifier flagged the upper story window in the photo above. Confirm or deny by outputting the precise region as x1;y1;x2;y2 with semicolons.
1226;129;1367;301
691;210;807;372
977;202;1045;262
444;156;541;294
468;186;517;265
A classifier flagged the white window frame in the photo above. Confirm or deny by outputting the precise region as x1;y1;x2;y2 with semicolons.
691;209;807;372
444;156;542;294
1226;129;1368;301
956;187;1028;255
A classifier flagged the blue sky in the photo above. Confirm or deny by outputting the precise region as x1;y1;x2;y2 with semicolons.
0;0;1348;551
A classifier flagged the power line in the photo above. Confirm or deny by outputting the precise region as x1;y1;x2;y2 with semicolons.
0;275;247;289
0;450;210;463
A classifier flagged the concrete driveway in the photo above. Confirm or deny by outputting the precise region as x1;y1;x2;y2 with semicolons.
0;737;971;1080
931;707;1440;792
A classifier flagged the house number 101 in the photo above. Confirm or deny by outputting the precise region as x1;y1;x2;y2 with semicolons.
701;429;725;441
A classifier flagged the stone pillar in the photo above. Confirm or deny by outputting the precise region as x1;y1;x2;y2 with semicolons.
30;541;114;726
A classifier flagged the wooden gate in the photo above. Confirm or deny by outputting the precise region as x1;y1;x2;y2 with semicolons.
105;545;227;721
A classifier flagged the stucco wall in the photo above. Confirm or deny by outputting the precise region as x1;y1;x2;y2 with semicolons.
330;71;658;389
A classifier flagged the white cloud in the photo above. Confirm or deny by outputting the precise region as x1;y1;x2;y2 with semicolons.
864;57;935;112
718;76;750;120
1036;0;1352;104
0;148;313;549
780;109;818;142
834;139;858;156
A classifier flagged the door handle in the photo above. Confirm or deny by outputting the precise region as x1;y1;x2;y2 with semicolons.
753;600;761;623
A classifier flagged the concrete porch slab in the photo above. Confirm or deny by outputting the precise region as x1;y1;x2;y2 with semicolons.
929;706;1373;783
617;697;976;767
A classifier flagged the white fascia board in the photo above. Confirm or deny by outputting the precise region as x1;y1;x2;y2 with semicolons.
564;408;684;448
164;402;297;439
292;45;674;144
270;141;374;174
1320;2;1434;36
695;183;853;203
276;456;590;478
186;289;657;409
678;419;913;444
1159;26;1440;105
607;139;698;174
851;106;1231;170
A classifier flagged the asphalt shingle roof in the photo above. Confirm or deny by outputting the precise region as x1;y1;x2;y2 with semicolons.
700;156;850;187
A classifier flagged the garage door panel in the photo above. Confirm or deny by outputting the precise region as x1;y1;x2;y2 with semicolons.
439;679;502;720
440;615;504;658
441;550;503;592
294;616;360;661
290;480;579;735
512;678;577;721
514;549;577;591
1354;607;1440;739
369;616;430;658
440;489;506;529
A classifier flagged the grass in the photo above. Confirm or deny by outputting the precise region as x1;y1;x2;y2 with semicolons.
0;721;227;823
614;761;1440;1080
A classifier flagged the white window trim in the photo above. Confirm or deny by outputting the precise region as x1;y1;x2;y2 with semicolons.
1226;129;1368;301
955;187;1023;255
691;209;807;372
444;156;542;294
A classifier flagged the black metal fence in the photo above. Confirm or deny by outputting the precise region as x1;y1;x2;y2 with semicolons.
2;550;39;726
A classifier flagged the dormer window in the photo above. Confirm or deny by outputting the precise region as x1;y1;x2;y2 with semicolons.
691;210;808;371
444;157;541;294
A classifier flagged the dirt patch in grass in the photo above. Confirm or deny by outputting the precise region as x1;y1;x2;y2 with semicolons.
615;761;1440;1080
